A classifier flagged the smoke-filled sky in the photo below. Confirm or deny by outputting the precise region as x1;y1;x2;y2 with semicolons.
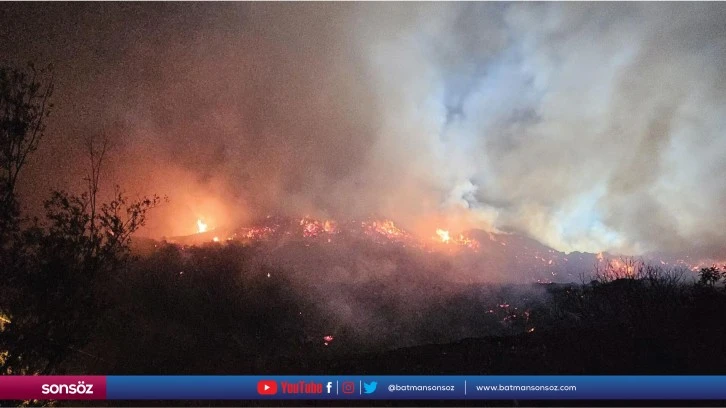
1;2;725;258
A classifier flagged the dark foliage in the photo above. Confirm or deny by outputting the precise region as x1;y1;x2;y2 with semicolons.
318;264;726;376
0;63;53;207
43;249;726;378
0;188;159;374
698;265;724;287
0;63;160;375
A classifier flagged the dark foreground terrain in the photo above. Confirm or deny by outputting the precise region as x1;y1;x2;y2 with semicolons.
3;239;726;407
34;242;722;377
3;228;726;375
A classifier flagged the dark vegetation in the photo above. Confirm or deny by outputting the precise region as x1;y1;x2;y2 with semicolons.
0;63;160;375
326;261;726;375
2;61;726;388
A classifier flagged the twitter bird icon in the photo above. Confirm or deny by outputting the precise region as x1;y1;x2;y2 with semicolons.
363;381;377;394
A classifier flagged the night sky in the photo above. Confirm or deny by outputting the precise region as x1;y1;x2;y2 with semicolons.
1;2;725;258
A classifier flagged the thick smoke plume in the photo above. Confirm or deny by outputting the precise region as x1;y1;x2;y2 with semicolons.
1;3;725;257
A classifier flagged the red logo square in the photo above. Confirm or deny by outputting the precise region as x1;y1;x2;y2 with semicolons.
257;380;278;395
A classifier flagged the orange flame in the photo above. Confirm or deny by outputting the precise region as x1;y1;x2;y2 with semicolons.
436;229;451;243
433;228;479;250
197;219;208;234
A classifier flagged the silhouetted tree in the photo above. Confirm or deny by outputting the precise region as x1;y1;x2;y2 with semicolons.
698;266;723;287
1;129;160;374
0;63;53;226
0;62;53;373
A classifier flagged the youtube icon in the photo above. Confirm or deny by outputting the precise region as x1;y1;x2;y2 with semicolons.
257;380;278;395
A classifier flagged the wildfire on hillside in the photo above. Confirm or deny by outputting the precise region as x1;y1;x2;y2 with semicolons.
300;217;339;238
187;215;482;253
181;215;721;276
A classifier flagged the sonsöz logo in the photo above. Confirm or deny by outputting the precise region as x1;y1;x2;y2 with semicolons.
41;381;94;395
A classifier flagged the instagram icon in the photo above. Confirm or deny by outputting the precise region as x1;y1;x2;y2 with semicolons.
341;381;355;394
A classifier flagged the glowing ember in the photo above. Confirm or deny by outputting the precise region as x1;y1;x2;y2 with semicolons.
197;219;208;233
363;219;410;243
240;226;276;240
373;220;403;237
433;228;479;250
323;334;334;346
212;236;220;242
456;233;480;250
298;217;339;238
323;220;338;233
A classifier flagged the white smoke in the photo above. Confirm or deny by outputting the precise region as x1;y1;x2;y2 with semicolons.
349;3;726;257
